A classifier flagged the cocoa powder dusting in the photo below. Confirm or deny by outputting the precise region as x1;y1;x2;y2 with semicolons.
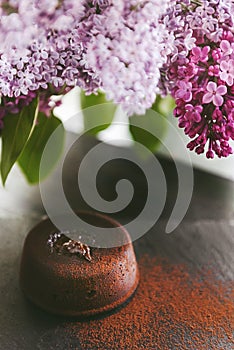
65;255;234;350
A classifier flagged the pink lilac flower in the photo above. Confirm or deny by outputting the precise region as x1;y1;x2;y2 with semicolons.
160;0;234;159
203;82;227;107
220;60;234;86
175;81;192;102
184;104;202;123
191;46;210;64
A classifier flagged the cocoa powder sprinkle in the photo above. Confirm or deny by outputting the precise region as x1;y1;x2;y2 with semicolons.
65;255;234;350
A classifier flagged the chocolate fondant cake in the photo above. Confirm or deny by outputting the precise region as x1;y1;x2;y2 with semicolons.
20;211;139;317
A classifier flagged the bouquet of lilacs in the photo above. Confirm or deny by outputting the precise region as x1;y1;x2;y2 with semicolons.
0;0;233;184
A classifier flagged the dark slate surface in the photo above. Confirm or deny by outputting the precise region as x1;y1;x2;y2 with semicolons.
0;135;233;349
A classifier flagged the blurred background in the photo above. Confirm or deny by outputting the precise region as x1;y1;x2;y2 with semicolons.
56;88;234;181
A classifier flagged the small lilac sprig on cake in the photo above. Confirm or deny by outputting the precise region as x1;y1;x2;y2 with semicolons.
160;0;234;158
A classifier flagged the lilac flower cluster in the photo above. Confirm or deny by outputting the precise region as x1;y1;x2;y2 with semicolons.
0;0;171;123
0;0;99;121
84;0;172;115
160;0;234;158
0;0;233;159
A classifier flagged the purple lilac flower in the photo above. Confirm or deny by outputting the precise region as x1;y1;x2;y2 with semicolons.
160;0;234;159
84;0;172;115
0;0;99;123
0;0;172;120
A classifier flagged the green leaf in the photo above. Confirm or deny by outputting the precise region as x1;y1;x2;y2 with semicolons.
152;95;176;118
80;91;117;135
129;95;175;154
129;112;167;154
0;99;38;185
18;112;64;184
